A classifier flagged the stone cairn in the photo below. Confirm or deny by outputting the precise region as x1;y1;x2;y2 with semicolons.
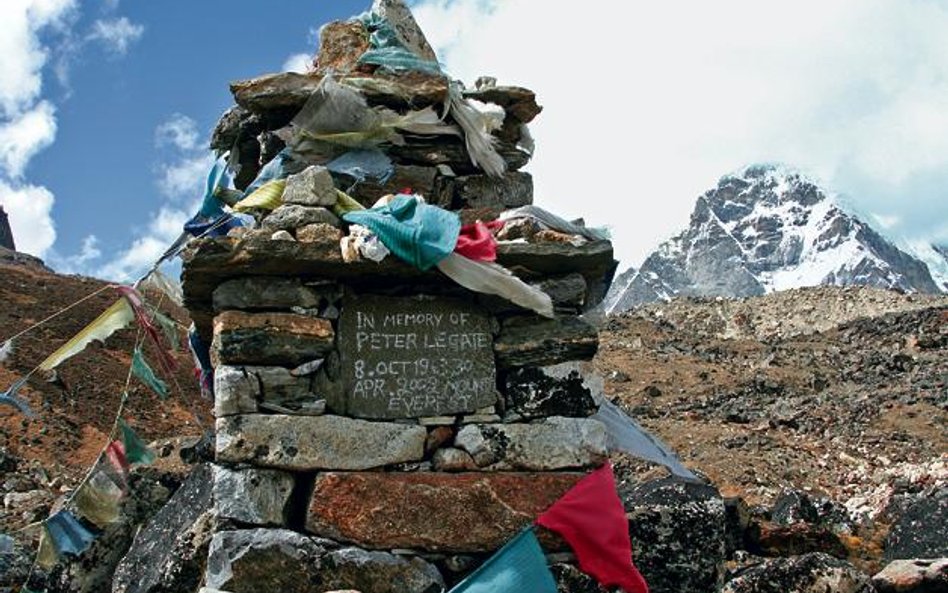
181;3;621;592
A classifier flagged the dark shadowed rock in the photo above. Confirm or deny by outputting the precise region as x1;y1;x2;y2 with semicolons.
204;528;328;593
550;563;608;593
212;277;341;313
211;311;334;367
620;476;726;593
884;485;948;561
494;315;599;369
721;553;875;593
452;172;533;209
112;464;215;593
503;363;598;420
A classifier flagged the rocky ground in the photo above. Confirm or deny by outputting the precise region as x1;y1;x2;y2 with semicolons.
1;252;946;592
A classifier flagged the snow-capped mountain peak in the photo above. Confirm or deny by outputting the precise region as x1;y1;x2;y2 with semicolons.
606;164;942;314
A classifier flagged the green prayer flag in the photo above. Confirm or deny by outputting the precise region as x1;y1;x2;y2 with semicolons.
119;419;156;466
448;528;557;593
151;310;180;351
131;348;169;399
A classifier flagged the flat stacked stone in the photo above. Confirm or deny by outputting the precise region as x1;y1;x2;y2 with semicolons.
182;1;621;591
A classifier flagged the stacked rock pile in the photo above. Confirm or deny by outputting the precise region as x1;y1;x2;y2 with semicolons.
180;1;622;591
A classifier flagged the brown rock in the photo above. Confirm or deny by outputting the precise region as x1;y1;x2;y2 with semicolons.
463;86;543;124
306;472;584;552
493;315;599;369
316;21;370;72
431;448;478;472
751;522;847;559
296;223;343;246
212;311;334;366
425;426;454;455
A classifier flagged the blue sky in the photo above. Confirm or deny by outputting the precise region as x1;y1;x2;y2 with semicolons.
3;0;948;281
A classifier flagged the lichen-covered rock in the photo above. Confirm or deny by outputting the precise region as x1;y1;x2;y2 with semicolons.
620;476;727;593
884;485;947;561
213;466;295;526
204;529;328;593
317;548;444;593
212;277;340;312
215;414;426;470
503;363;598;420
282;165;337;207
112;464;215;593
296;223;343;245
872;558;948;593
431;448;478;472
454;417;607;470
721;553;875;593
453;172;533;209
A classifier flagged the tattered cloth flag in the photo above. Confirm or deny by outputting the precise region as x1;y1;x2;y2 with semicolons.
103;440;130;491
74;468;124;528
115;286;177;375
0;377;33;417
140;268;184;307
151;310;181;351
38;298;135;372
187;325;214;398
37;511;96;568
119;419;156;466
131;348;169;399
536;463;649;593
447;528;557;593
0;338;13;363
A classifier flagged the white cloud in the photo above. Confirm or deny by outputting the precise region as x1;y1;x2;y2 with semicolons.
413;0;948;265
87;16;143;56
0;100;57;178
283;53;313;74
98;206;190;281
0;180;56;256
157;152;214;200
155;113;199;151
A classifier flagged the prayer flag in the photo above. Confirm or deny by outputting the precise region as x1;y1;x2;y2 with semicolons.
536;463;648;593
131;348;169;399
119;419;156;466
448;528;557;593
38;299;134;371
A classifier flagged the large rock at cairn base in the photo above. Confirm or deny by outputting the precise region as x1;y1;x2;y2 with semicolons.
204;529;326;593
721;553;875;593
620;476;727;593
454;417;607;470
112;464;215;593
213;466;295;526
306;472;584;552
216;414;426;470
212;311;334;366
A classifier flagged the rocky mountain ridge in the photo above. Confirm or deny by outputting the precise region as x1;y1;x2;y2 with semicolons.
605;164;943;314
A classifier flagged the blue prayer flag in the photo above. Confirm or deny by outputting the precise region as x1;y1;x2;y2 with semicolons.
448;528;557;593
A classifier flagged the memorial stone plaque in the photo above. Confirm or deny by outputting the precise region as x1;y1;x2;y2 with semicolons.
338;295;498;419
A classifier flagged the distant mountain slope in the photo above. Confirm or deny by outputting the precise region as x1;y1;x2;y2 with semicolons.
607;165;942;313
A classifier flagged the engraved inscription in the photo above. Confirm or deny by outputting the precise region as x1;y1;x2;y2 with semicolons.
339;296;497;419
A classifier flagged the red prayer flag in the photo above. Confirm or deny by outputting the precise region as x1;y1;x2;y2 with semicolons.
536;462;648;593
455;220;503;262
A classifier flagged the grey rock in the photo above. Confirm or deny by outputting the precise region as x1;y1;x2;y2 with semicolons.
318;547;444;593
213;466;295;526
282;165;337;207
247;366;316;408
214;366;260;417
205;529;327;593
872;558;948;593
620;476;727;593
212;277;340;312
0;206;14;250
112;464;215;593
454;417;608;470
884;485;948;560
453;171;533;209
721;553;874;593
503;363;598;420
262;205;340;231
212;311;335;367
535;273;588;309
215;414;426;470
